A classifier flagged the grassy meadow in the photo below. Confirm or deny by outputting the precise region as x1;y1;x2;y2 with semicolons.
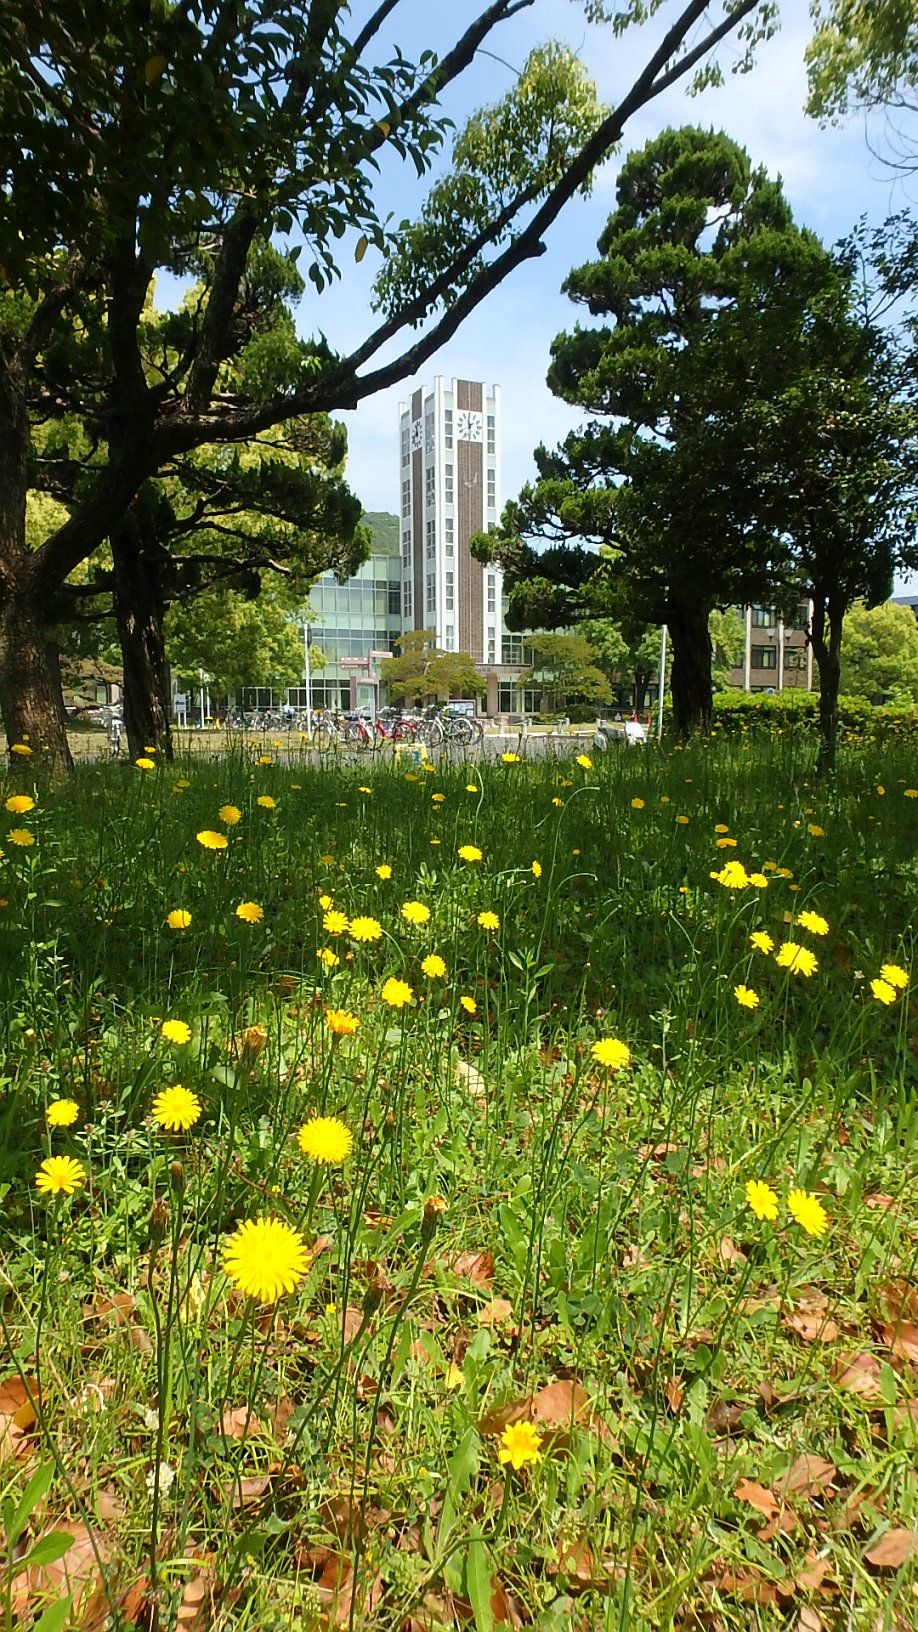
1;732;917;1632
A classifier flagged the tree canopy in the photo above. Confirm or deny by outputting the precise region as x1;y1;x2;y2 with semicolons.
379;631;486;705
840;599;918;703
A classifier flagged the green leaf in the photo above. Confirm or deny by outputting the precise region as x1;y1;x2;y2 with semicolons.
33;1598;72;1632
8;1462;54;1547
19;1530;77;1571
465;1537;494;1632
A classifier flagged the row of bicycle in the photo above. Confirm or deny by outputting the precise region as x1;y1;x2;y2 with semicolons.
223;705;485;752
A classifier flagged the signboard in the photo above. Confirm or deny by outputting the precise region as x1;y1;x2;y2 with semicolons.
173;693;187;708
340;657;369;670
369;649;392;659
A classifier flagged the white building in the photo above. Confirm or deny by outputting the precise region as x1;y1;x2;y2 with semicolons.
397;378;504;667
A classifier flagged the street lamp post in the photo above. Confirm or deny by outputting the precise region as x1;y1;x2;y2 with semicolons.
303;621;312;740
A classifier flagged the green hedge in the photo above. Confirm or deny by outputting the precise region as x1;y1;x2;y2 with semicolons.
710;689;918;743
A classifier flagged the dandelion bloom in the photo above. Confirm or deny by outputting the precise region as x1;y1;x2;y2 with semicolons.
323;909;349;936
317;948;339;969
750;931;774;955
325;1008;359;1036
552;797;564;807
531;860;542;878
748;872;768;889
160;1019;192;1045
745;1179;779;1221
10;743;32;756
675;815;689;825
173;779;190;792
477;910;500;931
4;794;34;814
880;962;909;989
575;755;593;770
298;1115;353;1164
196;830;228;850
762;861;777;872
166;909;192;930
401;900;431;925
775;941;818;978
734;984;760;1010
349;915;383;943
466;783;478;794
151;1085;201;1131
904;789;918;799
501;752;520;764
135;757;155;771
807;823;826;836
46;1098;79;1129
244;1024;268;1055
318;894;333;910
381;977;413;1008
497;1421;543;1470
870;978;897;1006
459;995;477;1015
320;854;335;866
35;1156;85;1197
591;1037;631;1072
776;867;794;879
219;804;241;825
457;844;483;863
714;824;730;834
421;953;446;978
796;911;829;937
256;795;277;810
235;901;264;924
358;786;373;796
431;793;446;804
715;836;737;849
787;1188;828;1238
222;1217;309;1303
7;828;35;847
713;861;748;890
376;864;392;880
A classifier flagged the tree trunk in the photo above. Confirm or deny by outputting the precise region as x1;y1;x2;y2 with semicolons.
0;354;73;773
111;522;173;760
45;639;70;730
666;602;713;737
809;588;844;776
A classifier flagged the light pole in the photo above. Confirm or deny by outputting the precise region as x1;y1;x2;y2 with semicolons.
656;625;667;739
302;620;312;740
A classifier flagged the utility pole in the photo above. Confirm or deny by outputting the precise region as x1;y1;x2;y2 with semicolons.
303;621;312;740
656;626;667;739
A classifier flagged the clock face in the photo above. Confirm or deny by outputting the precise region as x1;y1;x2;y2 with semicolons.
456;409;483;442
410;418;423;450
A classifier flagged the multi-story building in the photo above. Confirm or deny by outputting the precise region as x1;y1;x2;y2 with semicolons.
398;377;505;671
728;602;814;692
296;520;402;713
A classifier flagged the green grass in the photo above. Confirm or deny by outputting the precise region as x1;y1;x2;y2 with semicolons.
0;736;916;1632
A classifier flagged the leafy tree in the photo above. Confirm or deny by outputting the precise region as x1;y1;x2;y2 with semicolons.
1;0;776;769
380;631;486;706
476;127;832;734
165;587;319;702
709;608;745;690
806;1;918;134
522;631;611;706
840;599;918;702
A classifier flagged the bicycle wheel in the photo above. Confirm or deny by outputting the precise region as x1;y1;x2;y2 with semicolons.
447;717;474;747
424;717;444;750
312;725;336;753
344;722;372;752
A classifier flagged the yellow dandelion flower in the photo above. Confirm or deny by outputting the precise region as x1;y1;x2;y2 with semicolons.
531;860;542;878
807;823;826;836
160;1019;192;1045
734;984;760;1010
477;910;499;931
135;757;155;771
375;864;392;880
323;908;349;936
904;789;918;799
349;914;383;943
46;1098;79;1128
151;1085;201;1131
431;793;446;804
166;909;192;930
318;894;333;910
879;962;908;989
762;860;777;872
745;1179;779;1222
631;797;645;810
317;947;339;969
591;1037;631;1071
381;976;413;1008
714;824;730;834
196;830;228;850
551;797;564;807
257;795;277;810
219;805;241;825
675;815;689;825
297;1115;353;1164
713;861;749;890
235;901;264;924
325;1008;359;1036
358;786;372;795
776;867;794;879
320;854;335;866
10;743;32;756
421;953;446;978
457;844;483;863
715;836;737;849
222;1217;309;1302
796;911;829;937
870;978;897;1006
575;754;592;769
787;1188;828;1237
750;931;774;954
35;1155;85;1197
459;995;477;1015
748;873;768;889
4;795;34;814
501;752;520;764
7;828;35;847
497;1421;542;1470
401;900;431;925
775;941;818;977
466;783;478;794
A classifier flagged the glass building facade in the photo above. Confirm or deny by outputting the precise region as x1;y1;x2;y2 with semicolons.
296;546;403;711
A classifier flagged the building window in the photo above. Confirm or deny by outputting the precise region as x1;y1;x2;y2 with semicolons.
486;414;495;455
445;570;454;612
425;466;436;507
487;473;496;509
751;644;777;670
444;409;453;451
751;607;774;628
401;479;410;517
426;572;436;614
445;517;454;542
401;528;411;563
445;624;454;647
784;648;805;670
388;582;401;615
445;463;453;505
789;603;809;630
401;426;410;468
403;583;412;618
424;404;435;455
502;633;524;665
425;518;436;559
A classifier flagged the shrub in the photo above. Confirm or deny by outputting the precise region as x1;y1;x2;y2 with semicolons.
710;689;918;744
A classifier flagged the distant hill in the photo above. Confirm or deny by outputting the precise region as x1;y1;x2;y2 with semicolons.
363;511;399;557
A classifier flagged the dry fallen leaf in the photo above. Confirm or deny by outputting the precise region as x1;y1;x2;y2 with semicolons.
13;1521;111;1625
881;1321;918;1367
477;1298;514;1328
0;1375;38;1461
864;1528;918;1569
220;1405;264;1441
832;1352;884;1402
783;1308;839;1344
665;1377;684;1414
734;1479;780;1520
530;1379;591;1427
782;1455;837;1499
451;1250;494;1285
